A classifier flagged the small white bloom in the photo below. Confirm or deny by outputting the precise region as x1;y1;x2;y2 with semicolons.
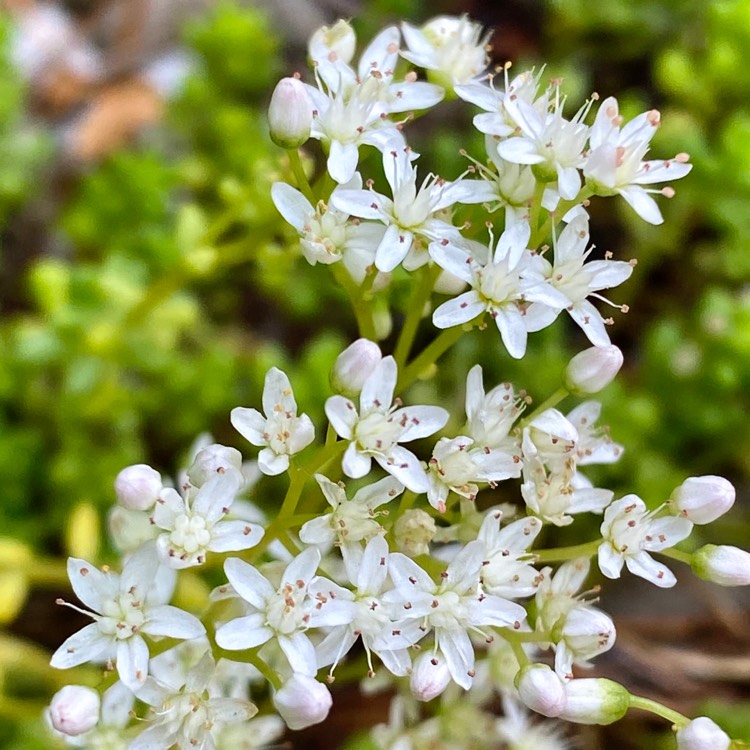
495;694;571;750
429;222;569;358
231;367;315;476
598;495;693;587
325;356;448;493
273;673;332;731
393;508;437;557
114;464;163;511
48;685;100;737
584;96;692;225
401;15;491;88
675;716;731;750
299;474;403;552
50;544;206;691
152;469;264;569
525;213;634;347
692;544;750;586
566;401;623;466
669;475;735;525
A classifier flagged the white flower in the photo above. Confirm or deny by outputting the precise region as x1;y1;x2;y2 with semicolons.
325;356;448;493
50;544;205;691
401;15;491;88
132;650;256;750
525;213;634;346
380;540;527;690
330;146;494;272
565;401;623;466
393;508;437;557
429;221;569;358
299;474;403;552
273;673;332;731
310;535;411;678
215;547;353;676
231;367;315;476
598;495;693;587
495;695;571;750
477;511;542;598
584;96;692;225
669;475;735;525
271;177;386;281
151;469;264;569
498;85;595;200
675;716;731;750
535;559;615;679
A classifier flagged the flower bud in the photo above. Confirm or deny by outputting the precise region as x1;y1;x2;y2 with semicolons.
669;475;735;525
515;664;566;718
48;685;100;736
330;339;382;398
268;76;312;149
692;544;750;586
114;464;162;511
564;345;623;395
273;674;332;730
187;444;243;487
108;506;158;552
675;716;731;750
410;651;452;701
558;678;630;725
394;509;436;557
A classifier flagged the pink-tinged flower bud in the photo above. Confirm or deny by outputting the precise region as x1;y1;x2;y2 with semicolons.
558;678;630;725
330;338;383;398
564;345;623;395
692;544;750;586
114;464;162;511
410;651;452;701
669;475;735;524
48;685;100;736
515;664;566;718
394;509;436;557
676;716;731;750
268;77;312;149
273;674;332;730
187;444;243;487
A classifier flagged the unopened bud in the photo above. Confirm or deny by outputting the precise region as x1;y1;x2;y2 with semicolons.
268;77;312;149
669;475;735;524
564;345;623;395
48;685;100;736
676;716;731;750
559;678;630;725
394;509;437;557
515;664;566;718
410;651;452;701
188;444;243;487
692;544;750;586
273;674;332;730
114;464;162;511
330;339;382;398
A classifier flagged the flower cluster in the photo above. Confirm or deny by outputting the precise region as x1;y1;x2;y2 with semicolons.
47;13;744;750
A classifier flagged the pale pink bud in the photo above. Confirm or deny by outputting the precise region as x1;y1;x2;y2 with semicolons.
330;339;383;398
564;345;623;395
692;544;750;586
114;464;162;511
410;651;452;701
670;475;735;524
559;678;630;725
48;685;100;736
268;77;312;149
187;444;243;486
273;674;332;730
515;664;566;718
676;716;731;750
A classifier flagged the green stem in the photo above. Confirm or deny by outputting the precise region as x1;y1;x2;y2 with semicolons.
519;387;569;427
659;547;693;566
287;148;315;204
534;539;602;564
628;695;687;727
332;263;378;340
398;323;472;391
394;264;441;368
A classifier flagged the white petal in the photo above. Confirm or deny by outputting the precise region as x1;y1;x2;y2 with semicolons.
271;182;312;231
428;240;475;282
496;136;546;165
328;140;359;184
439;627;474;689
216;614;273;650
357;535;390;593
231;407;267;446
325;395;358;440
397;405;449;442
597;543;624;579
432;292;484;328
618;186;663;225
360;356;397;412
209;520;264;552
568;300;611;346
493;304;528;359
625;551;676;588
224;557;275;607
330;188;388;220
375;224;413;272
278;632;318;677
116;635;150;691
342;442;371;478
66;558;111;613
144;605;205;639
258;449;290;476
378;446;429;493
50;623;111;668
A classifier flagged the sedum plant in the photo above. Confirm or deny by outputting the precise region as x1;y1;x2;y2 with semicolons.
36;13;746;750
